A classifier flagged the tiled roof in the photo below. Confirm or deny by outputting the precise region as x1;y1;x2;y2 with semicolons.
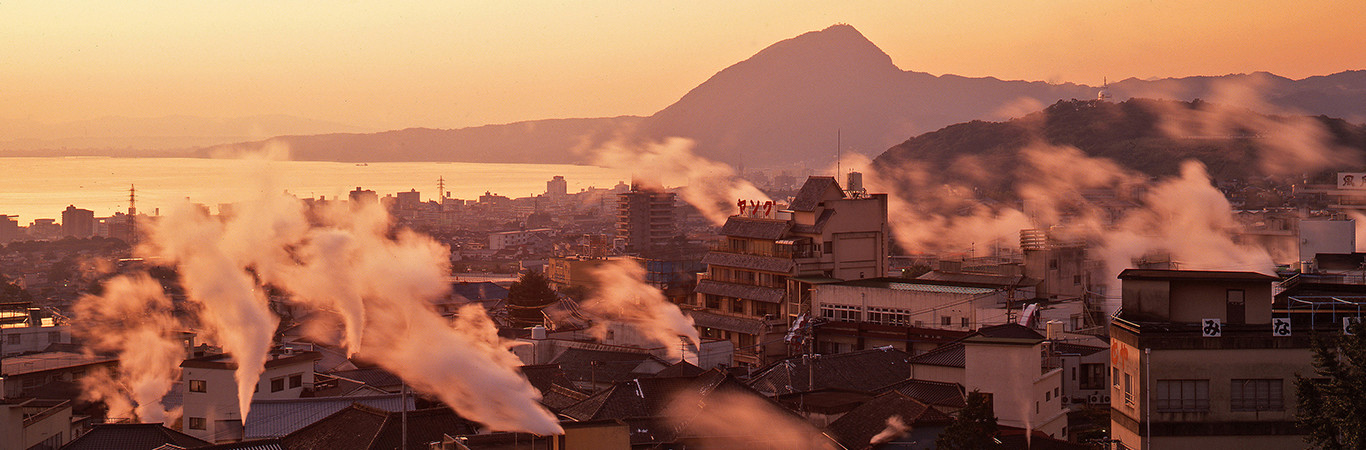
559;369;744;422
747;347;913;396
653;361;706;378
687;309;766;335
518;364;577;397
244;393;412;439
62;423;210;450
875;379;967;410
195;439;285;450
825;391;953;450
549;348;665;385
907;343;965;368
967;323;1045;344
449;281;509;302
326;367;405;392
281;404;477;450
789;177;842;212
775;388;874;415
917;271;1039;288
700;252;795;273
718;217;790;240
693;280;785;304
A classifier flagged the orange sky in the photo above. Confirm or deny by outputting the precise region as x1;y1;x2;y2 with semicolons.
2;0;1363;130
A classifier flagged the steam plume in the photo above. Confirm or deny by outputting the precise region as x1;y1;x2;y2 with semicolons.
582;259;700;359
73;274;184;424
665;389;837;449
592;137;769;224
869;415;909;445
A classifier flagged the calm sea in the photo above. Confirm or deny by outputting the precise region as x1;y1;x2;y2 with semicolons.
0;157;629;224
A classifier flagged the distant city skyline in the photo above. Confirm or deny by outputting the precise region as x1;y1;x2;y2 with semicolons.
3;1;1363;131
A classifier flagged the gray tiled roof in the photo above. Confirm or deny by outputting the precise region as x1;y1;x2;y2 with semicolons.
907;342;965;368
826;391;953;450
281;404;477;450
876;378;967;409
62;423;209;450
718;217;790;240
244;393;412;439
748;347;914;396
701;252;795;273
687;309;766;335
789;177;841;212
694;280;785;304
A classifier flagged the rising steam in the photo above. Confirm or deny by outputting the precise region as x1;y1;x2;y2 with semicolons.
666;389;837;450
582;259;700;359
592;137;769;224
73;274;184;424
869;415;909;445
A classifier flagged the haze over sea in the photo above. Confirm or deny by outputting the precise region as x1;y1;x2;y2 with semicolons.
0;157;630;224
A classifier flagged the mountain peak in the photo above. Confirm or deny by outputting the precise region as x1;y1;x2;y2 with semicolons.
742;24;896;73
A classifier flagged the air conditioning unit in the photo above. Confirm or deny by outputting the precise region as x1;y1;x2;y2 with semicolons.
1103;395;1111;403
1088;394;1101;404
1060;396;1069;405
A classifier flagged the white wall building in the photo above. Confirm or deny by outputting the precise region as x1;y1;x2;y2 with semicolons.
180;350;320;443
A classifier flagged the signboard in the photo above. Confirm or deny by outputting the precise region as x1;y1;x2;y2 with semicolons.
1272;317;1291;337
1346;317;1361;335
1338;173;1366;190
1202;318;1222;337
737;199;776;219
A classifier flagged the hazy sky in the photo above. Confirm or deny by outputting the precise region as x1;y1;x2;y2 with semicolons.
3;1;1363;130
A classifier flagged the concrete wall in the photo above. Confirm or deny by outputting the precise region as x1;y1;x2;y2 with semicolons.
964;341;1065;437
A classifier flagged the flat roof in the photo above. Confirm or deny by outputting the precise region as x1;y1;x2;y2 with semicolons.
2;352;117;376
1117;269;1279;282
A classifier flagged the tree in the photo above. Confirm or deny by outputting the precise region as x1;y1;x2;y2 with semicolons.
506;271;558;327
1296;322;1366;450
936;390;999;450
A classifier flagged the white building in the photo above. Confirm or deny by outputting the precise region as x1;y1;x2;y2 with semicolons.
180;350;320;443
488;228;554;251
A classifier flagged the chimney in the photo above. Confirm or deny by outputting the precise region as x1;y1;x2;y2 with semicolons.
530;325;547;340
1046;320;1064;340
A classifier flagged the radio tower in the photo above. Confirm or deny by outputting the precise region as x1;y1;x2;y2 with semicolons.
437;176;447;199
128;184;138;243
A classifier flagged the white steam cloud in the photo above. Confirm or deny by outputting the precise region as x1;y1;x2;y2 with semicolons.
869;415;909;445
73;274;184;424
582;259;700;360
592;137;769;224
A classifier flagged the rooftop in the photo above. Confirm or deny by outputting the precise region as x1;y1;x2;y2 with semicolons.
1;351;116;376
62;423;210;450
1117;268;1279;282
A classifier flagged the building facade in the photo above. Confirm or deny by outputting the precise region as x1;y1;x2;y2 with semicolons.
615;185;676;255
691;176;889;367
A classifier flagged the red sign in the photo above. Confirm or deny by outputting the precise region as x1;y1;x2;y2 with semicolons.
737;199;775;219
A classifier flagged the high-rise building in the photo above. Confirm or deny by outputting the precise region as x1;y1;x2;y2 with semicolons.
1109;269;1314;449
348;187;378;205
61;205;95;238
691;176;889;367
546;175;568;200
616;183;676;255
396;189;421;210
0;215;18;243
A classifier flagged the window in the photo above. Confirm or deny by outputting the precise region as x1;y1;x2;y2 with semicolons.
867;307;911;326
7;334;19;345
820;305;861;322
289;373;303;389
705;294;720;309
1124;373;1133;405
270;377;285;392
189;379;207;393
1231;379;1283;411
1156;379;1210;412
942;316;952;326
754;301;777;318
730;299;745;314
1113;368;1121;387
823;241;833;254
1080;363;1106;390
1073;275;1081;285
1045;391;1051;401
188;417;206;430
961;317;969;328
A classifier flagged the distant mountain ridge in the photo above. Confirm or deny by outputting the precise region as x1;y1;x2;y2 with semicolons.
0;114;370;153
12;25;1366;167
872;98;1366;197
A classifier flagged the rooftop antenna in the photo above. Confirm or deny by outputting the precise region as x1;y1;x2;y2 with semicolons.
836;129;842;178
436;176;446;201
128;184;137;216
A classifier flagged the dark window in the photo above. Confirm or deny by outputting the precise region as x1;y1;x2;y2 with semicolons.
1156;379;1210;412
1080;363;1106;390
705;294;720;309
942;316;952;326
1227;289;1246;325
1231;379;1283;411
189;379;207;393
188;417;206;430
823;241;833;254
730;299;745;314
289;373;303;389
961;317;969;328
270;377;285;392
